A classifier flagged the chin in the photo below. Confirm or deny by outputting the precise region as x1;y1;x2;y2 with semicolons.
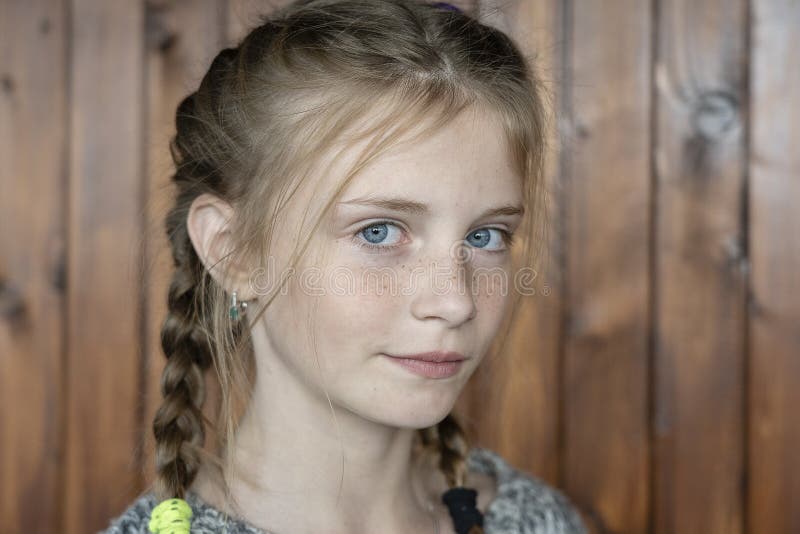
365;397;458;430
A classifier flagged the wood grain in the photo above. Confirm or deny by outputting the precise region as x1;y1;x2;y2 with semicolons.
562;1;653;531
652;1;748;532
63;1;145;532
748;0;800;532
0;1;67;532
653;0;747;534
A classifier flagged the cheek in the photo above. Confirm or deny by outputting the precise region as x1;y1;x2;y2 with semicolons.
474;269;510;304
471;265;512;334
314;261;404;349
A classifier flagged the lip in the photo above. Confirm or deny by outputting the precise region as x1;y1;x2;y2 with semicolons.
384;351;466;363
382;351;466;379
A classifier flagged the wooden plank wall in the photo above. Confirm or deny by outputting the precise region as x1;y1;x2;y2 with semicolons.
748;1;800;533
1;1;798;533
651;1;747;533
1;2;68;532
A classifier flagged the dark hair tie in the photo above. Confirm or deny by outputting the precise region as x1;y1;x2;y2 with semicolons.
442;486;484;534
431;2;463;13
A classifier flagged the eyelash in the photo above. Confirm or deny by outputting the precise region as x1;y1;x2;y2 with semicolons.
352;220;515;255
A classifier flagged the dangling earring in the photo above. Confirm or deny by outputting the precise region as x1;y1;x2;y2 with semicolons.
229;290;248;321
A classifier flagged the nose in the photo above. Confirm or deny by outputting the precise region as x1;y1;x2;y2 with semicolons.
409;242;477;326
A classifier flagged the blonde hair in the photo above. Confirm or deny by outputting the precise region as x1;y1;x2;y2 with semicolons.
153;0;550;530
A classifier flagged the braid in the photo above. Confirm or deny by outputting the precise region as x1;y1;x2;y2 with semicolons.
152;44;243;503
152;187;214;501
436;414;486;534
435;413;470;488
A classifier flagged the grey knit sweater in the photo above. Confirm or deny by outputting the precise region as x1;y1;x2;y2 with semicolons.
100;447;588;533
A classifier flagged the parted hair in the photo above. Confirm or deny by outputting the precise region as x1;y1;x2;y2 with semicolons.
153;0;550;531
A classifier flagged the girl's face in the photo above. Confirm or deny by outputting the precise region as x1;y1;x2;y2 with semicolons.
252;108;524;428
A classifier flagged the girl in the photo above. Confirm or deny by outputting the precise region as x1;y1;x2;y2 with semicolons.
103;0;587;532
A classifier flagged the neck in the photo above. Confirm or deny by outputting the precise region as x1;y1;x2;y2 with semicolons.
191;340;448;533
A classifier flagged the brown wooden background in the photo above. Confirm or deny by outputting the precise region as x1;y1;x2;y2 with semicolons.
2;0;798;533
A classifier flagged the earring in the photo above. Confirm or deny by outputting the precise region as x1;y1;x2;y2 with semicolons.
229;290;248;321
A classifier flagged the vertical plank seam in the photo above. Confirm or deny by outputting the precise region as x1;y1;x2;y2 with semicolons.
646;0;661;533
57;0;75;530
135;0;150;494
555;0;572;494
741;0;753;532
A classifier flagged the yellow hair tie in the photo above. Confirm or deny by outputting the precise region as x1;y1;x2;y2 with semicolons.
148;498;193;533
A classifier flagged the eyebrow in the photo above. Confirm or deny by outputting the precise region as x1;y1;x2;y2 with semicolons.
337;196;525;219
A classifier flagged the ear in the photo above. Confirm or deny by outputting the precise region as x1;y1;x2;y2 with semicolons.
186;193;256;300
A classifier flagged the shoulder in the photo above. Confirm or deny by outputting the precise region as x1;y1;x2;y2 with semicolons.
467;447;589;534
98;492;157;533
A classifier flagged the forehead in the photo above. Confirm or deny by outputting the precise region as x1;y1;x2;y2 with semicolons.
320;107;521;210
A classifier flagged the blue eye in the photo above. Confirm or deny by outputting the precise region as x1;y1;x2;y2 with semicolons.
352;221;515;254
355;222;406;252
465;228;512;251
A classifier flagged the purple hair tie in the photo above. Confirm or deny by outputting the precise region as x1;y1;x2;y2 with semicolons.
431;2;462;13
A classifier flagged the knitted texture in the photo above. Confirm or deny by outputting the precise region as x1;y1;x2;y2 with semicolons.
100;447;588;534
